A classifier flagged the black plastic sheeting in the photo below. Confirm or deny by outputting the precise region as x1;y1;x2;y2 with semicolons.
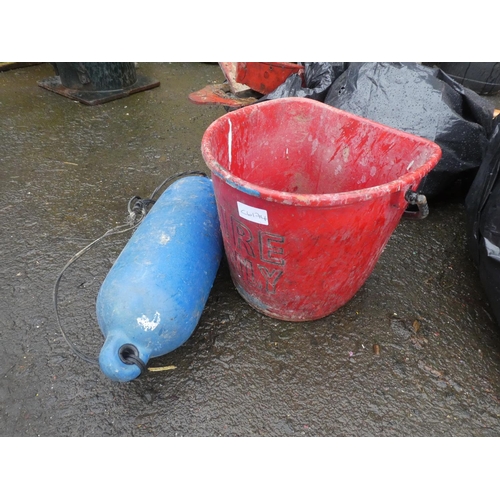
465;115;500;326
260;62;495;199
259;62;348;102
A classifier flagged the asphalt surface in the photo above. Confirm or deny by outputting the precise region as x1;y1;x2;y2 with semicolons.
1;62;500;437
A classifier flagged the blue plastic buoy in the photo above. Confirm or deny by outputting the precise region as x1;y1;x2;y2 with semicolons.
96;175;223;382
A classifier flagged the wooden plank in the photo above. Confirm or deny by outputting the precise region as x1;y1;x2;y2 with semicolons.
0;62;41;71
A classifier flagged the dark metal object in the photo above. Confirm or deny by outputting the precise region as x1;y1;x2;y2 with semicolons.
404;190;429;219
38;62;160;105
434;62;500;96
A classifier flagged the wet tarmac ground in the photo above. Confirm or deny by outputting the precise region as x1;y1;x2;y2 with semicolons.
2;62;500;437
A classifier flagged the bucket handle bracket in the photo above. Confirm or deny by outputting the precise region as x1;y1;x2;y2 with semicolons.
404;190;429;220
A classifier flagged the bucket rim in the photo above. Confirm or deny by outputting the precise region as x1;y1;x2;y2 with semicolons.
201;97;443;207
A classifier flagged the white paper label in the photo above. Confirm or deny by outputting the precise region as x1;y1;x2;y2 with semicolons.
237;201;269;225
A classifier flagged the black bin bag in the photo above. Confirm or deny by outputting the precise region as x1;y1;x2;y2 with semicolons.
465;116;500;327
259;62;348;102
324;62;494;199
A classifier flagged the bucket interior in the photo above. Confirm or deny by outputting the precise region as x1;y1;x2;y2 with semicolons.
204;98;440;197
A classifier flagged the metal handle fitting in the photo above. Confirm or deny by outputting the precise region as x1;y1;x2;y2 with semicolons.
404;190;429;220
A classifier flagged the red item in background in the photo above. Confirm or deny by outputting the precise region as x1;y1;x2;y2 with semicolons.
235;62;305;94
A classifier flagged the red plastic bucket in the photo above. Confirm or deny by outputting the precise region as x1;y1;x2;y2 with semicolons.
201;97;442;321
